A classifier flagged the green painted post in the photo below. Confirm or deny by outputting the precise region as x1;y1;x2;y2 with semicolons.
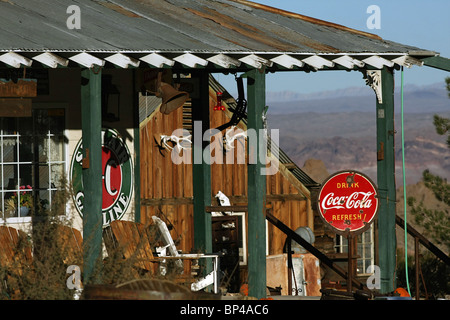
133;127;141;223
246;69;267;299
81;67;103;284
192;71;212;268
376;67;397;293
133;70;141;223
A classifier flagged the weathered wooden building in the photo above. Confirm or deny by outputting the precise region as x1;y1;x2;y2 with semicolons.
138;74;320;292
0;0;448;298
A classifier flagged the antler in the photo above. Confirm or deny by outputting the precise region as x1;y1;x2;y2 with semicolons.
160;134;192;152
224;126;247;151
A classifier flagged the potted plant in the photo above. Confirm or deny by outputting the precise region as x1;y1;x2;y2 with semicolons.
9;185;33;217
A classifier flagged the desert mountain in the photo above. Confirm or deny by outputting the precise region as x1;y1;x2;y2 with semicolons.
266;82;449;186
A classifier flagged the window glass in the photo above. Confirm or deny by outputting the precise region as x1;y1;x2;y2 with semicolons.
2;191;17;219
2;138;17;163
335;225;374;275
0;109;66;220
19;136;34;162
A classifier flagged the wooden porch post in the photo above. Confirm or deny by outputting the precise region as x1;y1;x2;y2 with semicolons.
81;67;103;284
133;70;141;223
246;69;267;299
192;71;212;260
375;67;397;293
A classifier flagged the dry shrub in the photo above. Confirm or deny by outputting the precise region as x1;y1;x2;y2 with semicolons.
0;178;193;299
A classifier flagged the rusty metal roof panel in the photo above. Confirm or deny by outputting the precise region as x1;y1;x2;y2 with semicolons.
0;0;435;56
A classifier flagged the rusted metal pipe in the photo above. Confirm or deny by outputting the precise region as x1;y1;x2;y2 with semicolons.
415;237;420;300
348;234;353;293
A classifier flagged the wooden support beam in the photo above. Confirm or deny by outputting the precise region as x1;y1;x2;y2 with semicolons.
140;193;306;207
206;205;248;213
133;70;141;223
421;56;450;72
246;68;267;299
192;71;213;282
375;67;397;294
81;68;103;284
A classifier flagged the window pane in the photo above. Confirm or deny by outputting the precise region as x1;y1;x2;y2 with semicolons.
3;138;17;162
19;135;34;162
2;165;16;190
364;230;372;242
357;259;364;273
50;164;65;188
37;136;64;163
35;110;49;135
49;136;64;162
19;164;33;187
37;136;48;162
38;165;49;189
3;191;18;218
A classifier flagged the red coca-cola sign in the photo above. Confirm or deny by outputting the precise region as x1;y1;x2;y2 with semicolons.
317;170;379;235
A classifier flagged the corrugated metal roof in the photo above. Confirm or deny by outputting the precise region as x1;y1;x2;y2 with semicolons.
0;0;436;54
0;0;438;70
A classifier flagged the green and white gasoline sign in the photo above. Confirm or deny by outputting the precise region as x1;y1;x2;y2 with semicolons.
70;128;133;226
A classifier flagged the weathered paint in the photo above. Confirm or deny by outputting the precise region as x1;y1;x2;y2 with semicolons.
246;69;267;299
376;67;397;294
81;68;103;284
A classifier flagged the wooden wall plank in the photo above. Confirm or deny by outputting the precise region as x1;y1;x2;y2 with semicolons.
139;86;312;257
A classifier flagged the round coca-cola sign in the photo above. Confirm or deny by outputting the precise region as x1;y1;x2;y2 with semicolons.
317;170;379;235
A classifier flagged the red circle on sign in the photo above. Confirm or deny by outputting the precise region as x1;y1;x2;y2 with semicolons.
102;146;122;210
317;171;379;235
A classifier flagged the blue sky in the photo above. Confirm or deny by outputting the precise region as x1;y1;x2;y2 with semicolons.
219;0;450;95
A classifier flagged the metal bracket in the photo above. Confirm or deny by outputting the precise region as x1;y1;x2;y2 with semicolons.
364;70;382;104
82;148;90;169
377;142;384;161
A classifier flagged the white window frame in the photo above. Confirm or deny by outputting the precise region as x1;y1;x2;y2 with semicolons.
0;103;68;224
335;224;375;276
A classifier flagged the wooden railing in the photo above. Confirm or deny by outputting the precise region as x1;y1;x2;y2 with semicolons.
395;215;450;300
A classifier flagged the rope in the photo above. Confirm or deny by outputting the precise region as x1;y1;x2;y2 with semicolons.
401;67;412;296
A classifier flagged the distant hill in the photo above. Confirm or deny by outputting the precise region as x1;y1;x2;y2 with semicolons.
266;82;449;114
265;82;450;185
